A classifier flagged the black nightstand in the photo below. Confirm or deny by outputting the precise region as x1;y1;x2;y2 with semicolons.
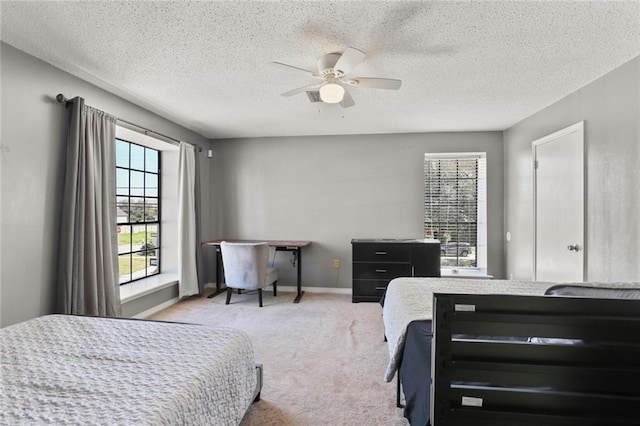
351;239;441;303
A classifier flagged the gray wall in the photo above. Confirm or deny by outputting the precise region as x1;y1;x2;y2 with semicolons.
504;55;640;282
120;285;179;319
0;43;215;327
212;131;504;288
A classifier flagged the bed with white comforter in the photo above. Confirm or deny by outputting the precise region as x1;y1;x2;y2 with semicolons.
0;314;259;425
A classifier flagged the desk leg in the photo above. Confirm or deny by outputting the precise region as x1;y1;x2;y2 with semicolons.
293;247;304;303
207;247;225;299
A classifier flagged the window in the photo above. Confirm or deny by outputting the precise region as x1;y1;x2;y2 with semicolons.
116;138;161;284
424;153;487;270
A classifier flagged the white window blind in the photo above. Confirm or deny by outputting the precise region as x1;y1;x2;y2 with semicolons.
424;153;487;269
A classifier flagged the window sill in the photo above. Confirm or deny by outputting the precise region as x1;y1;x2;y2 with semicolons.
120;273;179;303
441;268;493;279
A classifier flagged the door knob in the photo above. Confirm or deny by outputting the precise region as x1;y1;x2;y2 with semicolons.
567;244;582;252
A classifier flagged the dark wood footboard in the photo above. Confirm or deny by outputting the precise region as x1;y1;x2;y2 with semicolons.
431;293;640;426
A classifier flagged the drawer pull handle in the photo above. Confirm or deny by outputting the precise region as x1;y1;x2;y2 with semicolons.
375;269;387;273
375;287;387;291
375;251;387;255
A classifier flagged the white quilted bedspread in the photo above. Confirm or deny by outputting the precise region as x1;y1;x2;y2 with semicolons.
381;277;637;382
0;315;257;425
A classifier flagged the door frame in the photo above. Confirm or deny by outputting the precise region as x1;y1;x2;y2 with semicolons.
532;121;586;282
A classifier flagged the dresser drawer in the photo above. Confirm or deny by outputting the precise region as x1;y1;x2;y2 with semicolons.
353;280;389;299
352;262;411;280
352;243;411;262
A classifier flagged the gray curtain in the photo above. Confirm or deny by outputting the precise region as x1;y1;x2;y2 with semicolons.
57;97;121;316
194;146;204;295
177;142;199;298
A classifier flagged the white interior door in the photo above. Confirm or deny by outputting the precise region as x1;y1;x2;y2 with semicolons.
533;122;585;282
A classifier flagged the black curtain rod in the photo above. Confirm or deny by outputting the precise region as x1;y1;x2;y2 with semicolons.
56;94;202;151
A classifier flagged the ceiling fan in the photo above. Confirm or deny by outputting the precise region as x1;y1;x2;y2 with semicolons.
271;47;402;108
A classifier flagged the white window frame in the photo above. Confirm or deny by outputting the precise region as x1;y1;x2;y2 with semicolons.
115;126;179;302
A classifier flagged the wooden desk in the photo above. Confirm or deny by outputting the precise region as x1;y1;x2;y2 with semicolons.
202;239;311;303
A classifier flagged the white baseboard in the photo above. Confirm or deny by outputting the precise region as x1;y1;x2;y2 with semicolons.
135;286;350;318
205;282;351;295
132;297;180;319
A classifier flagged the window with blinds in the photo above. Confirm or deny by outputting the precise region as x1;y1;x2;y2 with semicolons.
424;153;487;269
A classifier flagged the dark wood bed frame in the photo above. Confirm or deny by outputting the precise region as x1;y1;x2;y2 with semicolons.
431;293;640;426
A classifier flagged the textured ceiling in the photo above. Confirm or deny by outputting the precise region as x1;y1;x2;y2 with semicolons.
1;1;639;139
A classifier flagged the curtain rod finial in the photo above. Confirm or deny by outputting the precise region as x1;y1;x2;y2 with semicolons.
56;94;67;103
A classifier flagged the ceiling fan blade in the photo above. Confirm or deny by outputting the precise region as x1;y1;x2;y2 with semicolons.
340;89;355;108
270;61;317;77
350;77;402;90
334;47;366;76
280;83;323;97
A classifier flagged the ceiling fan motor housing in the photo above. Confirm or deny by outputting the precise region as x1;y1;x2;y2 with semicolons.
318;53;344;78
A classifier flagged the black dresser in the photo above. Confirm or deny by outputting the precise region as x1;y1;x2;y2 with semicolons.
351;239;441;303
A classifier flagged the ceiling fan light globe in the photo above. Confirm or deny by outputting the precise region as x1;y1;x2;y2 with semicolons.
319;83;345;103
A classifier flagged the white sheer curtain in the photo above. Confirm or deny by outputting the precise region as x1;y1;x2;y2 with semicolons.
57;97;121;316
178;142;199;298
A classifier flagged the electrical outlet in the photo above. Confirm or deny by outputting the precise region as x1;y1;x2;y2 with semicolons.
332;259;340;269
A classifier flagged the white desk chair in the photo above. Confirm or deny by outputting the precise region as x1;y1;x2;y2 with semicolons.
220;241;278;307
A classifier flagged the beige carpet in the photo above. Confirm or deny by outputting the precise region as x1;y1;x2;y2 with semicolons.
150;290;409;426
